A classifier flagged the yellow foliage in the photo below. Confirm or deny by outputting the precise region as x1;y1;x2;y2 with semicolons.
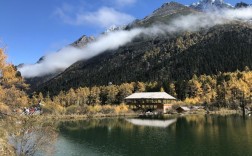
184;97;200;105
183;70;252;106
102;105;114;114
43;102;65;115
114;104;129;114
0;102;11;114
0;48;7;69
87;105;102;114
0;86;28;108
65;105;79;115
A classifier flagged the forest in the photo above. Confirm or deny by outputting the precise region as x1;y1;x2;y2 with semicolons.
1;46;252;116
34;23;252;96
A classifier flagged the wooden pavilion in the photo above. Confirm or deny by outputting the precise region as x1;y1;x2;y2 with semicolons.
125;92;176;113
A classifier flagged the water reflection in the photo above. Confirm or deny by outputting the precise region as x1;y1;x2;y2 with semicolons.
126;118;177;128
55;115;252;156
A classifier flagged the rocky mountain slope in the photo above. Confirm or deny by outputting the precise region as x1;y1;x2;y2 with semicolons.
71;35;95;48
128;2;198;28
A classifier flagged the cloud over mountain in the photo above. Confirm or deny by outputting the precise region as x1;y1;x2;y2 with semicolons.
18;29;142;78
19;6;252;78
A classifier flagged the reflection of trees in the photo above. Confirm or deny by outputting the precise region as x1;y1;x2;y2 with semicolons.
59;116;179;132
57;116;252;156
4;117;58;156
58;118;178;156
59;118;135;132
176;115;252;155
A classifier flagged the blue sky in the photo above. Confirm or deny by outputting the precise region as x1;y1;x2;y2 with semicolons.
0;0;250;65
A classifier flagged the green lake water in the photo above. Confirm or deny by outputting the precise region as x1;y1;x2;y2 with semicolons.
54;115;252;156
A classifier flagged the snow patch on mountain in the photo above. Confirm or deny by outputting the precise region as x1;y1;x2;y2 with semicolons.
104;25;127;34
191;0;233;11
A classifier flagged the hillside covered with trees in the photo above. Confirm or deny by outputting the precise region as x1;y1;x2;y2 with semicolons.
2;45;251;115
35;22;252;96
34;68;252;114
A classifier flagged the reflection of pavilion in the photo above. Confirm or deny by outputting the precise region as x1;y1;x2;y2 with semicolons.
126;118;177;128
125;92;176;113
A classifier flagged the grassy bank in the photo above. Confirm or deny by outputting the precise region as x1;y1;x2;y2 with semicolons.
179;108;240;116
36;112;138;121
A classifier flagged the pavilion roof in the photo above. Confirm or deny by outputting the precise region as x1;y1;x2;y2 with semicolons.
125;92;176;100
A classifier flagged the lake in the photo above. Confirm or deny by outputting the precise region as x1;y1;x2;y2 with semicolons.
53;115;252;156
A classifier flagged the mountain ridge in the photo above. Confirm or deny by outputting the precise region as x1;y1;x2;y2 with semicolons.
21;1;252;95
128;1;198;29
24;35;95;91
190;0;233;11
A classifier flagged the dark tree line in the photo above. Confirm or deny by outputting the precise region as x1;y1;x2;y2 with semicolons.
36;23;252;97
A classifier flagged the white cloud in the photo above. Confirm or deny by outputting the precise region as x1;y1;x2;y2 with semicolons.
18;28;143;78
143;7;252;35
75;7;135;27
222;7;252;20
54;5;135;28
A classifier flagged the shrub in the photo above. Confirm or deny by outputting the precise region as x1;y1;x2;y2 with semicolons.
101;105;115;114
42;102;65;115
78;105;89;114
0;102;11;115
114;104;129;114
65;105;80;115
87;105;102;114
184;97;200;105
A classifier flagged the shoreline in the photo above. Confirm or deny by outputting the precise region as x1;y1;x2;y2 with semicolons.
183;109;241;116
40;112;138;121
39;109;243;121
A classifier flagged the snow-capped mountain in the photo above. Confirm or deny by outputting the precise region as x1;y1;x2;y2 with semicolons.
104;25;126;34
190;0;233;11
235;2;251;8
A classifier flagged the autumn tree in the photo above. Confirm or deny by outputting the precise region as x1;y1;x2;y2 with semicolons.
65;88;77;107
0;48;29;110
88;86;101;105
75;87;90;106
145;81;159;92
105;85;119;104
117;83;134;103
135;81;146;92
